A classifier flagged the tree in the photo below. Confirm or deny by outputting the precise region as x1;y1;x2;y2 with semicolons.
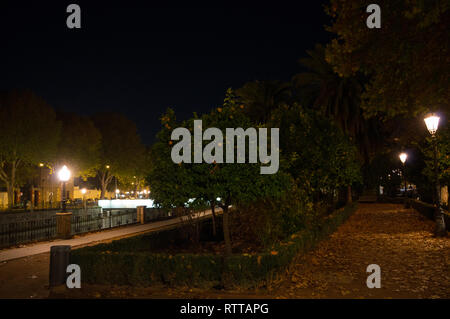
269;103;362;206
325;0;450;118
236;80;291;124
148;90;289;256
92;112;146;198
293;43;382;163
200;89;290;255
56;112;101;178
0;90;61;208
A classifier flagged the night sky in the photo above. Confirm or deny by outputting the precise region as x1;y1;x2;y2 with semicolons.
1;1;331;144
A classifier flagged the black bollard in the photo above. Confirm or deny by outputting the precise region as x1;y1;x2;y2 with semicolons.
49;245;71;287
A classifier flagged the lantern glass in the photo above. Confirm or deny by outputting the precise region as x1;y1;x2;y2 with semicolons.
424;114;440;135
58;165;71;182
399;153;407;164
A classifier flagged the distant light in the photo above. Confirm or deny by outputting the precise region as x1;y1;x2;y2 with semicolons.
81;188;87;195
424;114;440;135
216;197;221;202
106;165;110;169
58;165;71;182
115;189;120;194
98;199;155;209
399;153;407;164
39;163;44;167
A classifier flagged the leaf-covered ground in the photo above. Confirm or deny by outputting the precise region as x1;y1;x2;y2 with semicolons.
268;203;450;298
53;203;449;299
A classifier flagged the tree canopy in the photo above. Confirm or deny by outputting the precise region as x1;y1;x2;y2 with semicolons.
325;0;450;118
92;112;146;198
0;90;61;207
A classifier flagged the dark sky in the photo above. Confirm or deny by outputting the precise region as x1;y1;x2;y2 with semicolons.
1;1;331;145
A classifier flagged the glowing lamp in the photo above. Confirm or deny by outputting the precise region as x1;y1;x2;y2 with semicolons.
58;165;71;182
424;114;440;135
399;153;407;164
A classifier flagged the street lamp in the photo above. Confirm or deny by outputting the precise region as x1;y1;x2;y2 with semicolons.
424;113;446;236
424;114;440;135
81;188;87;210
399;153;408;196
58;165;71;213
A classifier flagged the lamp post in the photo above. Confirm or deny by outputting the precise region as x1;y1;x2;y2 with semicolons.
58;165;71;213
399;152;408;197
81;188;87;211
424;113;446;236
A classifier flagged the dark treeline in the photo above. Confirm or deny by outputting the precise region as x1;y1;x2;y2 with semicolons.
0;89;148;208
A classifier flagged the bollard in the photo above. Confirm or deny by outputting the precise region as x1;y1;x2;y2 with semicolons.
49;245;71;287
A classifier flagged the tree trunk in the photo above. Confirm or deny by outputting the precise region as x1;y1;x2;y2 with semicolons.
210;202;217;237
434;182;447;237
6;183;14;209
100;182;106;199
347;185;352;204
221;205;232;256
99;170;110;199
7;164;16;209
434;206;447;236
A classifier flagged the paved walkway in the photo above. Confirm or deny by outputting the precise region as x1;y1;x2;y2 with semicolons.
0;209;213;262
269;203;450;298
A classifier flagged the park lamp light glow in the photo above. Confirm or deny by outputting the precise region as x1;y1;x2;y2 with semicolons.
81;188;87;195
58;165;71;182
424;114;440;135
399;153;407;164
115;189;120;194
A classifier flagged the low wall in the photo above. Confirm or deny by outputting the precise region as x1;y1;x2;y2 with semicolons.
405;199;450;231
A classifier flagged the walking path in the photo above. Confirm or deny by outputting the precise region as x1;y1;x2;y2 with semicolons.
0;209;213;262
268;203;450;298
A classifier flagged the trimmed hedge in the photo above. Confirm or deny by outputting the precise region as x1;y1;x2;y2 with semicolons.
71;203;358;287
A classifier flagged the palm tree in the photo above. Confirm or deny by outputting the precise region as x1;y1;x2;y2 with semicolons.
293;44;381;163
236;80;291;124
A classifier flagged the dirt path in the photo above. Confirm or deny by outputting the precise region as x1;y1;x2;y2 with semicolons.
1;203;449;299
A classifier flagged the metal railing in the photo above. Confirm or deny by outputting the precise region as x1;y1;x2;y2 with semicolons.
0;209;138;249
71;210;138;235
0;216;57;248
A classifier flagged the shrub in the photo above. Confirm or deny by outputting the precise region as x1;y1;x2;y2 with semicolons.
231;184;315;248
71;203;357;288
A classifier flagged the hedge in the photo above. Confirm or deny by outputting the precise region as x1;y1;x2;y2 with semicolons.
71;203;358;288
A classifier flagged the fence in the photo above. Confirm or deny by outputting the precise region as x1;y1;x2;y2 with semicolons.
144;208;171;223
0;208;138;249
71;210;137;235
0;216;57;248
0;207;102;224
